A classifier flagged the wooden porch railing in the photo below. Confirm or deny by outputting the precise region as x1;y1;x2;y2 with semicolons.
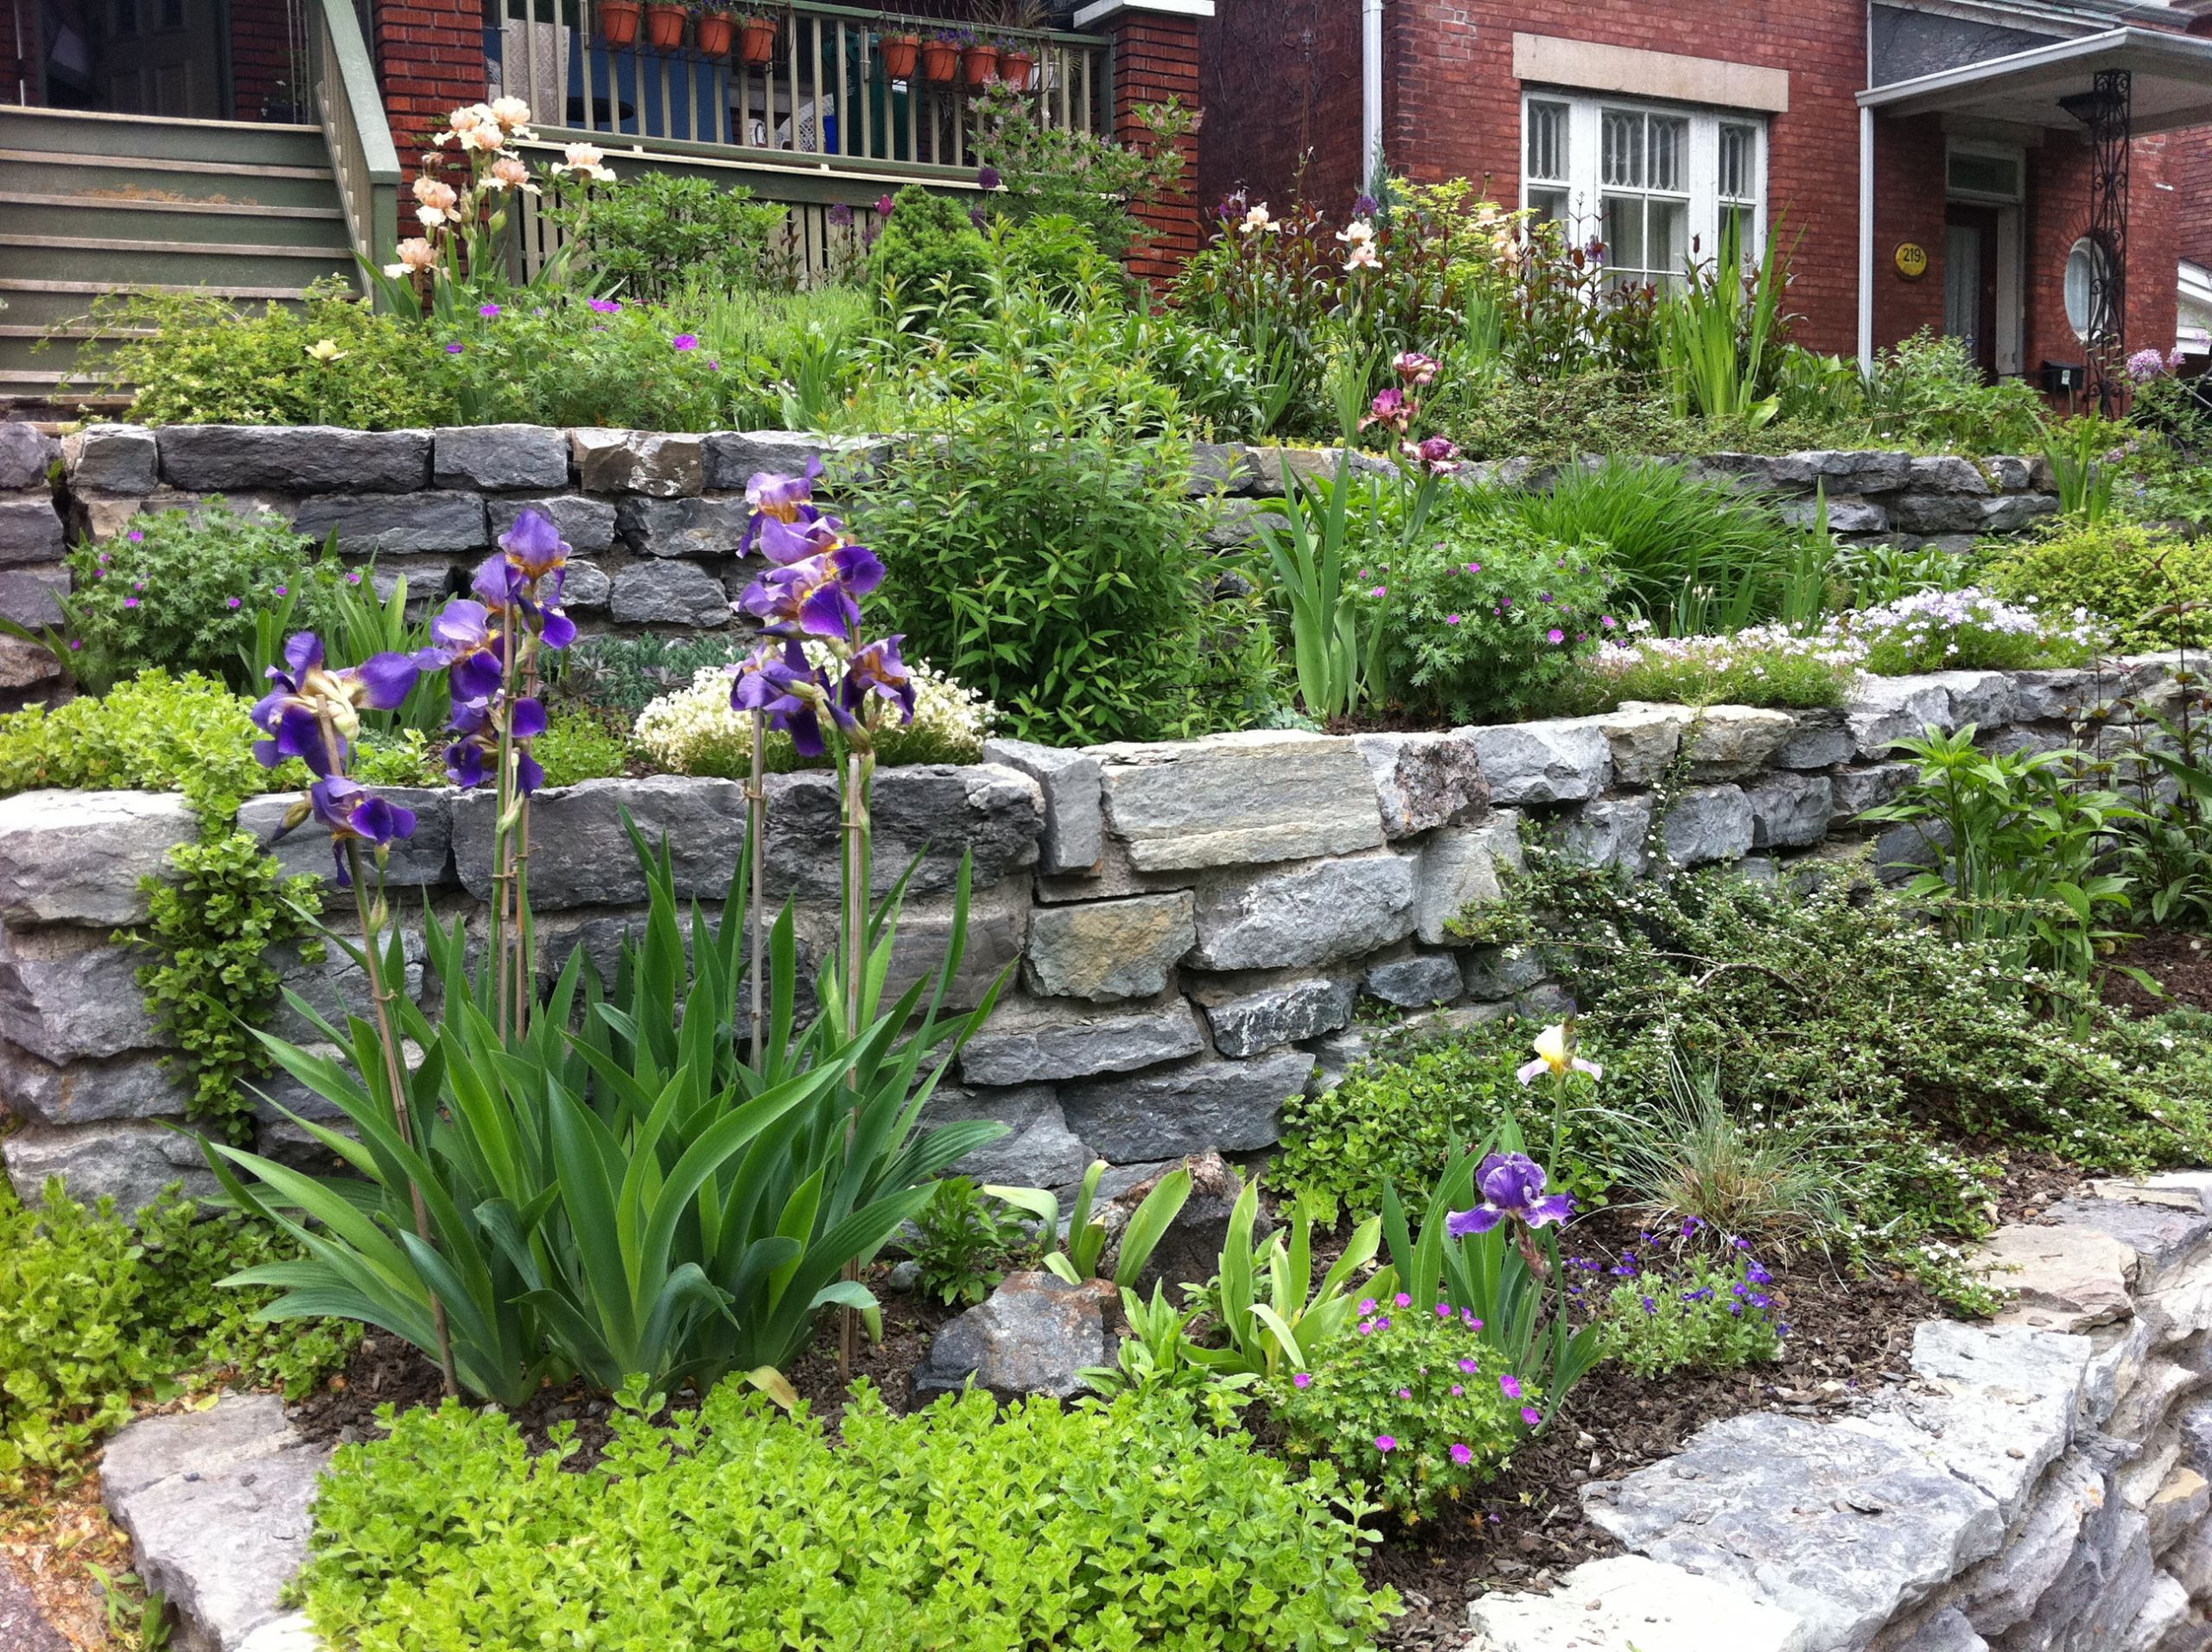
307;0;401;281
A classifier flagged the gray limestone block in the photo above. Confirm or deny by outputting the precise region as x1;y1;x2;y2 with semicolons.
431;423;570;491
2048;1198;2212;1296
1414;812;1524;944
1464;944;1546;1002
1686;451;1781;489
700;429;886;491
1745;772;1835;850
2;1118;216;1213
1554;795;1654;874
1780;495;1889;534
1847;676;1955;757
1777;708;1853;770
1981;493;2057;533
1772;449;1913;493
1058;1047;1312;1162
607;559;730;626
0;634;60;693
1192;851;1417;969
0;564;67;626
0;493;63;563
1351;728;1490;838
1095;731;1386;872
237;786;454;888
292;489;487;555
1597;704;1689;789
569;429;704;497
1471;717;1611;804
0;926;162;1062
0;788;197;924
104;1394;331;1652
1581;1411;2005;1652
1688;705;1797;780
454;775;746;908
1909;455;1993;496
615;495;752;558
982;738;1103;876
958;997;1205;1088
0;1045;183;1126
1888;493;1990;535
486;492;617;552
63;424;160;496
1197;975;1356;1058
0;422;58;490
1204;496;1267;549
911;1270;1113;1403
1023;892;1193;1001
1188;442;1262;496
863;879;1029;1013
2008;667;2106;725
1363;952;1464;1009
159;425;430;492
1469;1556;1808;1652
1929;669;2017;731
916;1084;1089;1190
1658;785;1753;868
563;558;612;610
1952;1446;2105;1639
1834;762;1917;817
763;764;1042;900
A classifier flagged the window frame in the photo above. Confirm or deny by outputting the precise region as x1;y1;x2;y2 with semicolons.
1517;90;1770;286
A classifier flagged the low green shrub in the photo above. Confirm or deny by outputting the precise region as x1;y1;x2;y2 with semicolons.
1552;625;1862;715
1592;1246;1784;1377
907;1177;1033;1307
0;669;296;816
1982;521;2212;651
530;706;634;788
296;1384;1400;1651
546;170;786;304
0;1179;356;1489
1269;1299;1535;1525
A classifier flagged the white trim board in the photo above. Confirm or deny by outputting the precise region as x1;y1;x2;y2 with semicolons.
1512;34;1791;114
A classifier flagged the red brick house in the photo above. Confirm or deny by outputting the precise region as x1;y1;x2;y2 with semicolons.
1200;0;2212;397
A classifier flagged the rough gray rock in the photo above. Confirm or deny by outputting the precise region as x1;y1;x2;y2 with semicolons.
1413;812;1523;944
1688;706;1798;780
0;1551;67;1652
1463;944;1546;1002
1910;455;1993;495
763;765;1043;899
1582;1411;2004;1650
1470;718;1611;804
486;492;617;551
0;494;63;562
1192;852;1416;969
1469;1555;1808;1652
2047;1198;2212;1294
0;789;197;924
2011;669;2105;724
0;928;161;1063
1777;708;1853;769
1023;893;1193;1001
607;559;732;626
1954;1448;2107;1638
431;423;571;491
563;558;613;609
1351;730;1489;838
1597;704;1690;788
1929;669;2017;730
0;564;67;626
1363;952;1464;1008
615;496;751;558
1198;975;1355;1058
454;776;746;906
103;1394;331;1652
0;1045;180;1125
0;422;58;489
63;424;160;495
1984;1222;2139;1332
916;1084;1089;1189
982;739;1103;875
1554;795;1654;874
238;786;453;888
1658;785;1753;867
1834;763;1917;817
1847;677;1954;758
1746;772;1836;850
158;425;430;492
960;994;1205;1087
569;429;704;496
701;429;883;491
1102;1150;1259;1289
291;490;488;555
1096;732;1386;871
1058;1048;1311;1161
1772;449;1914;492
863;880;1029;1014
2;1118;214;1213
911;1270;1114;1402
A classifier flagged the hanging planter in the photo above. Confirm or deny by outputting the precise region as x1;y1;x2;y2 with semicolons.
879;29;920;79
737;14;779;64
696;8;736;56
962;42;998;88
999;45;1034;91
643;1;688;48
600;0;643;46
919;34;961;84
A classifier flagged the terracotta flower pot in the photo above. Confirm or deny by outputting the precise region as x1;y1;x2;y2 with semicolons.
696;11;734;55
999;48;1033;92
919;39;959;84
737;16;778;64
879;32;919;79
599;0;642;46
963;43;999;88
643;2;687;48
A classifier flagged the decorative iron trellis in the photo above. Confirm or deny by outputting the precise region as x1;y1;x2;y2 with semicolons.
2061;69;2132;413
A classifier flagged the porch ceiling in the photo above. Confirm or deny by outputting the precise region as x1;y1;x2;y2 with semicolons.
1858;25;2212;132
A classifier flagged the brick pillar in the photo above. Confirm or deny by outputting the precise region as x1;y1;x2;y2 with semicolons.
1079;1;1211;289
372;0;488;171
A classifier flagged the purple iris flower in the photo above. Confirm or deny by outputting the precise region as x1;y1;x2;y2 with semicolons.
308;776;419;885
739;543;885;639
730;641;828;755
251;632;420;775
1444;1153;1576;1238
836;634;917;728
444;695;549;793
429;599;508;702
755;511;848;567
499;509;569;581
740;460;827;555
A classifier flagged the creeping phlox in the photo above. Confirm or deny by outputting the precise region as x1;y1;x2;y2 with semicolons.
727;461;918;758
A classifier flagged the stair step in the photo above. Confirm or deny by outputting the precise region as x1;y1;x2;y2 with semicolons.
0;151;340;213
0;326;156;340
0;198;351;250
0;191;344;220
0;148;334;182
0;233;350;258
0;107;327;168
0;240;354;289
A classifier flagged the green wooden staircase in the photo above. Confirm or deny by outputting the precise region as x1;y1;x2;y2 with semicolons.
0;108;359;408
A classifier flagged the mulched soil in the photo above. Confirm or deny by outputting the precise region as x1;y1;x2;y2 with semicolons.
2104;929;2212;1016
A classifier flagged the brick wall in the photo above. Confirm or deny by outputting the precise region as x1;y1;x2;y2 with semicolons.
372;0;487;175
1107;10;1206;287
230;0;305;122
2019;131;2179;391
1870;112;1949;350
1198;0;1363;216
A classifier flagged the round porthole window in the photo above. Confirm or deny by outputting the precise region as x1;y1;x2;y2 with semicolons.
2065;237;2111;340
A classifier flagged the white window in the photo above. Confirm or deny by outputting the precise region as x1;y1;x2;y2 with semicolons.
1517;92;1768;289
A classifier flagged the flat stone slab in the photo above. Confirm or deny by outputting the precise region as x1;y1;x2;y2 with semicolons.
0;789;197;925
1980;1222;2137;1332
1467;1555;1809;1652
1095;732;1386;872
2046;1198;2212;1293
103;1394;330;1652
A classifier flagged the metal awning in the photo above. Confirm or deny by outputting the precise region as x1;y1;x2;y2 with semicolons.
1859;25;2212;131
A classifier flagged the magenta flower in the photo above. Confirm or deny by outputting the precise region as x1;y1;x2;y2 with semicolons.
1375;1435;1397;1453
479;302;502;319
1521;1406;1543;1426
1393;350;1440;385
123;596;139;608
126;529;144;543
1394;1293;1411;1308
445;341;464;355
1458;1357;1478;1374
1293;1372;1313;1388
1397;1387;1412;1399
1445;613;1461;625
226;596;242;609
876;193;896;216
1450;1443;1474;1466
1358;1299;1377;1314
1500;1374;1522;1400
672;333;699;351
588;297;622;314
1434;1301;1452;1318
1547;626;1567;644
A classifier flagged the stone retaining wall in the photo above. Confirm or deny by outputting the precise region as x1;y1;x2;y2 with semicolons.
0;423;2063;698
0;655;2183;1216
1469;1175;2212;1652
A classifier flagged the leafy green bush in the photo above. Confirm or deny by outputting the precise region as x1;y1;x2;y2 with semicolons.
1983;521;2212;651
1275;1020;1617;1226
531;706;633;787
0;670;295;816
549;171;786;304
1269;1298;1535;1524
971;86;1188;263
1552;625;1862;715
1859;332;2046;453
908;1177;1032;1306
296;1383;1399;1651
442;294;736;430
0;1179;355;1489
1375;511;1612;723
59;505;346;694
1433;366;1695;463
83;281;460;429
1594;1246;1783;1377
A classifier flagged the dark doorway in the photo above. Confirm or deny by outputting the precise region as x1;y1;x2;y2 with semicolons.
1944;203;2001;381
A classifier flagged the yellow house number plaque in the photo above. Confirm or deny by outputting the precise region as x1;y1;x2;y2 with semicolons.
1895;243;1929;279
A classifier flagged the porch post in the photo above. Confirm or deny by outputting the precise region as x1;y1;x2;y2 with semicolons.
1073;0;1212;289
371;0;489;170
1859;104;1875;376
2062;68;2133;412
